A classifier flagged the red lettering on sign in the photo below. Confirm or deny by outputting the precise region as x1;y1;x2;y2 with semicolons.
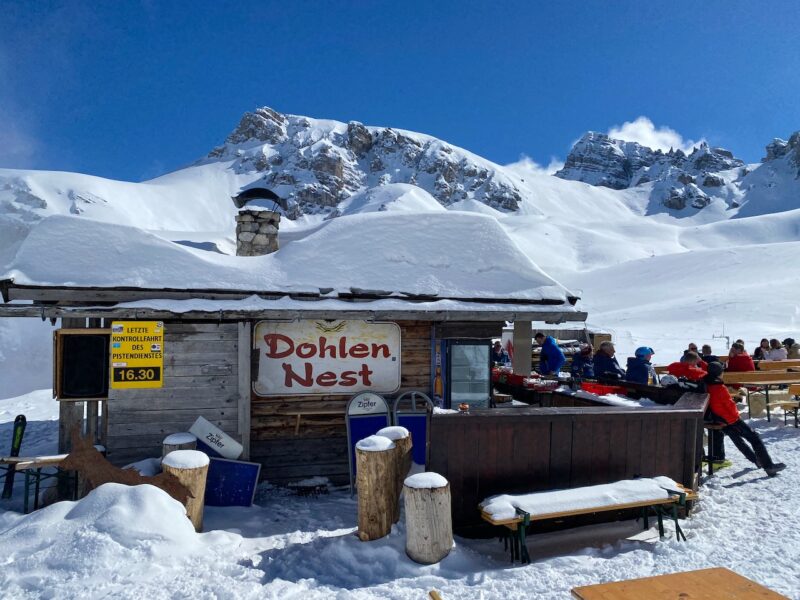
340;371;357;386
358;364;374;386
282;362;312;387
319;336;337;358
372;343;390;358
349;343;368;358
316;371;337;386
296;342;316;359
280;362;375;388
264;334;294;359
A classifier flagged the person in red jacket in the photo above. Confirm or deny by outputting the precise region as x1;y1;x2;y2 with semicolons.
726;342;755;372
704;362;785;477
667;351;707;381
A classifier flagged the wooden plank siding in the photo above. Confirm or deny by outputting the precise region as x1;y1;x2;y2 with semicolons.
250;320;433;484
105;322;240;465
429;393;707;530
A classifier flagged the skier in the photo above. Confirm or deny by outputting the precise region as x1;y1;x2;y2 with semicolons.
534;332;565;375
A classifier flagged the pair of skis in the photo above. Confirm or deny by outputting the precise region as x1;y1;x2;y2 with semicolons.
1;415;27;499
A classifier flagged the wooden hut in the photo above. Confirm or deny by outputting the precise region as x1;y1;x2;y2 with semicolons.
0;212;586;483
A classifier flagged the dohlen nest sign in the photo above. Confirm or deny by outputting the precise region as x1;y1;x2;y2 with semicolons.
253;320;401;396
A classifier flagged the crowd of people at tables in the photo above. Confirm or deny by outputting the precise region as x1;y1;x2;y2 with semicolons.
492;335;800;383
492;334;794;477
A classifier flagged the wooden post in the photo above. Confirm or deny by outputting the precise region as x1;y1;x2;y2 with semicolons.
161;450;209;532
512;320;533;375
356;435;396;541
162;432;198;458
404;472;452;564
377;426;412;523
85;401;99;444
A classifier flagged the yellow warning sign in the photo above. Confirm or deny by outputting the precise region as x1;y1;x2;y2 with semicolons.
109;321;164;389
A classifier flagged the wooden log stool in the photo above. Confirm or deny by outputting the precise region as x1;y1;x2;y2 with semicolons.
356;435;397;541
377;426;412;523
161;450;210;532
162;432;198;458
403;472;453;564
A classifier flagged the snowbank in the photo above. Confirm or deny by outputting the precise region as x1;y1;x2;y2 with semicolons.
5;212;572;302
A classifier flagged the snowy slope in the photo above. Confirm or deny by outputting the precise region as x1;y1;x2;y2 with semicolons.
0;390;799;599
1;108;800;393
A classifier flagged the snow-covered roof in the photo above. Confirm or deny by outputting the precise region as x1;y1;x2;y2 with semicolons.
2;212;579;309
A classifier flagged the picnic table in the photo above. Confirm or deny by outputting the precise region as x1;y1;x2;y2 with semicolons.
571;567;788;599
722;372;800;421
1;454;77;513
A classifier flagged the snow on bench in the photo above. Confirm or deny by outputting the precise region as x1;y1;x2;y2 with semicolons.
480;476;682;522
479;477;696;564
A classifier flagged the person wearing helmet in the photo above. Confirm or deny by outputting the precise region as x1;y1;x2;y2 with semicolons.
626;346;657;385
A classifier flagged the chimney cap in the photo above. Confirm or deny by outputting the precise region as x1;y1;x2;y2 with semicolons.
232;187;287;211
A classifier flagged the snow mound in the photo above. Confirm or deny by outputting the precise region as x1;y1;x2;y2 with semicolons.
355;435;395;452
162;450;209;469
404;472;448;489
375;426;410;440
0;484;197;579
6;211;572;302
339;184;447;216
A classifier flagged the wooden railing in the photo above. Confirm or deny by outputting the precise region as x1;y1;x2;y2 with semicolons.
429;393;707;530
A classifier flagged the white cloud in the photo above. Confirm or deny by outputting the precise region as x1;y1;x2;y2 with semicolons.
607;116;703;154
505;155;564;176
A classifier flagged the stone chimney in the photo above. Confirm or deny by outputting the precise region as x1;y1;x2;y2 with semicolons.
236;209;280;256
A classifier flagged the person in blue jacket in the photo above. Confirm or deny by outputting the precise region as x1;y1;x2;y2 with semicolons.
570;345;595;378
534;332;566;375
593;341;626;379
625;346;657;385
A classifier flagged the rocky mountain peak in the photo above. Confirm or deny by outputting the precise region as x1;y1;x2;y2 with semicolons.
204;107;523;218
763;131;800;166
555;131;745;211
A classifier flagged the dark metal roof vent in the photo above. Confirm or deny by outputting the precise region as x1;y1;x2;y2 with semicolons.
232;187;287;211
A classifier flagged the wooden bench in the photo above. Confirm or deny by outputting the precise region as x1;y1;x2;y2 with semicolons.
480;480;696;564
722;372;800;421
767;383;800;428
571;567;787;599
756;359;800;371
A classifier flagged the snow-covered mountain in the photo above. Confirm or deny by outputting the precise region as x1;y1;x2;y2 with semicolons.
1;107;800;394
555;129;800;216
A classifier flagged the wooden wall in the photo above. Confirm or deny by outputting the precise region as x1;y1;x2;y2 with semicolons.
106;322;241;466
428;393;707;530
250;320;432;484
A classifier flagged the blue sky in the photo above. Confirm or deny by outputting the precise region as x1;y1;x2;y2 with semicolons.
2;1;799;181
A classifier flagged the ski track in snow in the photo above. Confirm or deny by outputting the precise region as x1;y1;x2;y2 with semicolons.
0;390;798;598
